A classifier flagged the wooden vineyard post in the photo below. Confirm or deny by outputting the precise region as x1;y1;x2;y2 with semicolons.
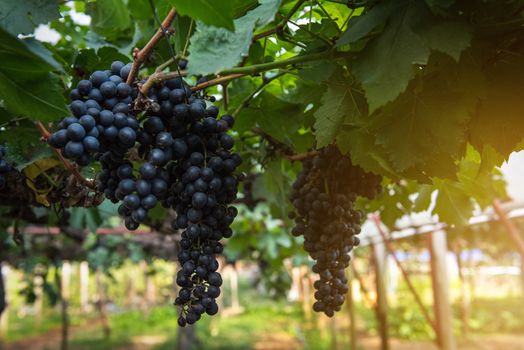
55;265;69;350
371;239;390;350
453;242;470;338
301;265;312;322
95;270;111;338
79;261;90;313
34;274;43;327
429;231;456;350
492;199;524;300
346;268;357;350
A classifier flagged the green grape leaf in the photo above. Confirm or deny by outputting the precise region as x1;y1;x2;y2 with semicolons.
412;184;434;212
0;0;60;35
0;72;68;121
236;91;304;147
336;2;399;46
252;159;291;218
170;0;236;31
432;178;473;226
469;54;524;158
314;83;365;148
369;53;480;172
336;126;398;178
457;145;507;208
351;1;471;112
0;28;62;81
187;0;281;75
87;0;132;41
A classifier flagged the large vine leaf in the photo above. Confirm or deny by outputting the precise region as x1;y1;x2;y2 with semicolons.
170;0;237;31
469;54;524;158
187;0;281;75
314;83;365;148
0;28;62;80
336;2;400;46
0;72;68;121
0;0;60;35
236;91;304;147
87;0;132;41
350;1;471;112
432;178;473;226
368;53;482;173
456;145;507;208
336;126;398;178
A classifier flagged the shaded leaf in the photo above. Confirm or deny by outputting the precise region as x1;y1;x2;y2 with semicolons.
351;1;471;112
0;0;60;35
314;83;364;148
171;0;236;31
432;178;473;226
188;0;282;75
87;0;132;41
0;72;68;121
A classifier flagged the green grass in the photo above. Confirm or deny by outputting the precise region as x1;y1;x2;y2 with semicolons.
3;279;524;350
4;310;88;342
68;307;178;350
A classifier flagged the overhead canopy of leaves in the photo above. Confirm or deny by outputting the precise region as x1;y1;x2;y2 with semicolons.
0;0;522;253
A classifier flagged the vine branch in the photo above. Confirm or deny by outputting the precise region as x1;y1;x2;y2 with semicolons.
218;50;352;76
284;150;319;161
191;74;246;92
35;122;96;190
126;7;178;85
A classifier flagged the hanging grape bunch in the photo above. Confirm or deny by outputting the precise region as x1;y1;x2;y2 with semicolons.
47;60;242;325
289;145;382;317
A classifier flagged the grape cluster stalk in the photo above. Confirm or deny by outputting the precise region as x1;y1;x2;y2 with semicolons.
48;60;242;325
289;145;382;316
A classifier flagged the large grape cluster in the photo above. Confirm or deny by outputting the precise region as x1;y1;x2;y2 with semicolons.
48;61;242;325
289;145;381;317
0;145;12;189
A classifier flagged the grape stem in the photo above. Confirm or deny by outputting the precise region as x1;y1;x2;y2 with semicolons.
191;74;246;91
35;121;96;190
126;7;178;85
139;70;187;95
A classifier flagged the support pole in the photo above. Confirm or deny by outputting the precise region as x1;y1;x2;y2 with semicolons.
429;231;456;350
95;270;111;338
372;215;437;332
371;239;389;350
230;264;240;310
55;266;69;350
346;268;357;350
493;199;524;301
453;242;470;338
79;262;90;313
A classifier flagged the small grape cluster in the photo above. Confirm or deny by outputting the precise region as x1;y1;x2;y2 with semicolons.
0;145;12;189
289;145;381;317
